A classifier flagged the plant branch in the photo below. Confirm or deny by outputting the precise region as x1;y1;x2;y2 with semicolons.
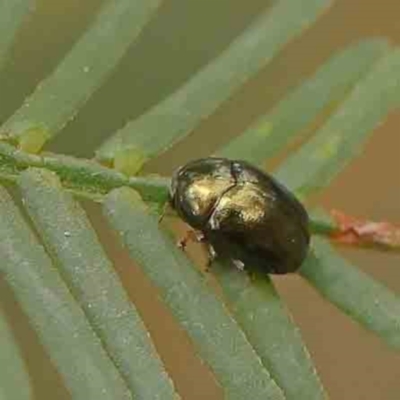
0;141;169;203
0;141;398;251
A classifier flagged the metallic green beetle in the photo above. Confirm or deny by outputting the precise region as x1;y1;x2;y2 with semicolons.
169;157;310;274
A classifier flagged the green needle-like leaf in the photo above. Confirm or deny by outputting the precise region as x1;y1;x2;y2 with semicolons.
104;187;285;400
0;186;132;400
0;0;33;71
275;48;400;195
18;168;179;400
0;309;33;400
1;0;162;152
213;262;326;400
96;0;330;166
301;237;400;349
218;39;389;163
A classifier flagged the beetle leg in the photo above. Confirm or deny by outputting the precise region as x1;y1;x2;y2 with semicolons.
232;259;245;271
204;244;217;272
177;229;204;250
194;231;206;242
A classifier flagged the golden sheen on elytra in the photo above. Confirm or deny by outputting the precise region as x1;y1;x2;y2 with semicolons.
169;157;310;274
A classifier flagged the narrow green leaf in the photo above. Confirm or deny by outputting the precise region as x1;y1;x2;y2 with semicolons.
0;186;132;400
104;187;285;400
1;0;162;151
218;39;389;162
0;309;33;400
96;0;330;164
301;237;400;349
18;168;179;400
213;262;326;400
275;48;400;195
0;0;33;71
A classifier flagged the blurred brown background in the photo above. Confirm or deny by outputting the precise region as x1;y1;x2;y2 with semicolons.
1;0;400;399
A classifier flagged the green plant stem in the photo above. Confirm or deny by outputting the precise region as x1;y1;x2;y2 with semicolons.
0;141;169;203
0;186;132;400
3;141;400;252
18;168;179;400
104;187;285;400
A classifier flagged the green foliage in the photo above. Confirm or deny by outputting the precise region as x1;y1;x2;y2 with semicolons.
0;1;399;399
0;309;32;400
18;169;177;399
212;262;326;399
96;0;330;167
0;187;131;400
104;188;284;400
275;49;400;196
1;0;162;150
0;0;32;71
218;39;389;162
302;236;400;350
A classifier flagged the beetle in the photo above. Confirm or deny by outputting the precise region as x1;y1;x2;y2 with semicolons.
169;157;310;274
